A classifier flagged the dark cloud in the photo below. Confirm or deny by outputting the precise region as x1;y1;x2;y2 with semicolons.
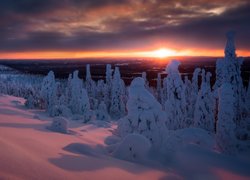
0;0;60;15
0;0;128;15
69;0;129;9
0;0;249;53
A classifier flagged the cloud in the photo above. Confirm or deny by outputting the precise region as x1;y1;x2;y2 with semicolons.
0;0;249;52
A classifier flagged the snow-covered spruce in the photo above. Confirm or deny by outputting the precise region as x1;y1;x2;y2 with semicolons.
96;80;105;104
48;82;63;117
142;71;150;90
69;71;90;114
40;72;68;117
214;32;244;132
25;91;42;109
85;64;97;109
48;117;68;134
40;71;56;110
110;67;126;119
194;69;215;132
103;64;113;111
216;83;238;154
164;60;187;129
156;73;162;104
246;78;250;115
184;68;201;122
66;70;93;122
183;75;195;127
95;101;110;121
25;94;36;109
117;77;167;147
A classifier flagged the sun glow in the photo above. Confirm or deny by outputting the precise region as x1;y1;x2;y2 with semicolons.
1;49;250;59
148;48;177;58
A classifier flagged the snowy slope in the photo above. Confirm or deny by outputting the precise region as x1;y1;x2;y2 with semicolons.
0;95;167;180
0;95;250;180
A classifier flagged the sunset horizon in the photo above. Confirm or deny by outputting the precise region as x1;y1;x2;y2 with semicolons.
1;48;250;60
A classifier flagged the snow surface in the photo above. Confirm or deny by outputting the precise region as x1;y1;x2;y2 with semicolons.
0;95;250;180
113;133;151;162
0;95;166;180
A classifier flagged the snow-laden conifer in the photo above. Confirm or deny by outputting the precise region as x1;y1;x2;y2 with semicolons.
164;60;187;129
194;70;215;132
118;77;167;147
216;83;237;154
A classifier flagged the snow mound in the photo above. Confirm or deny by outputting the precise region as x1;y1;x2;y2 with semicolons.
105;135;121;145
63;143;99;157
113;134;151;162
161;128;215;154
33;114;41;120
48;117;68;134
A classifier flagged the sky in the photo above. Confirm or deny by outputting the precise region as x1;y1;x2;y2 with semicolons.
0;0;250;59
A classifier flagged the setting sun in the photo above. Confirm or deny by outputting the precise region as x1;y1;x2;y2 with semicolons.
149;48;177;58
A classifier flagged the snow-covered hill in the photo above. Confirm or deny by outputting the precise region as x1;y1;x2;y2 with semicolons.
0;95;250;180
0;95;167;180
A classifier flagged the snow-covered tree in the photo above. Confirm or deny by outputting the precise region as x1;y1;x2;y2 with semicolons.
213;58;224;90
161;78;167;107
65;73;73;105
48;82;60;116
156;73;162;104
69;70;90;115
189;68;201;117
164;60;187;129
103;64;113;110
142;71;149;89
214;32;245;136
95;101;110;121
194;70;215;132
49;82;72;118
106;64;112;86
85;64;97;109
25;86;42;109
40;71;56;110
183;75;194;126
183;68;201;119
118;77;167;147
216;83;238;154
110;67;126;119
224;32;244;126
96;80;105;103
25;94;35;109
246;79;250;114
